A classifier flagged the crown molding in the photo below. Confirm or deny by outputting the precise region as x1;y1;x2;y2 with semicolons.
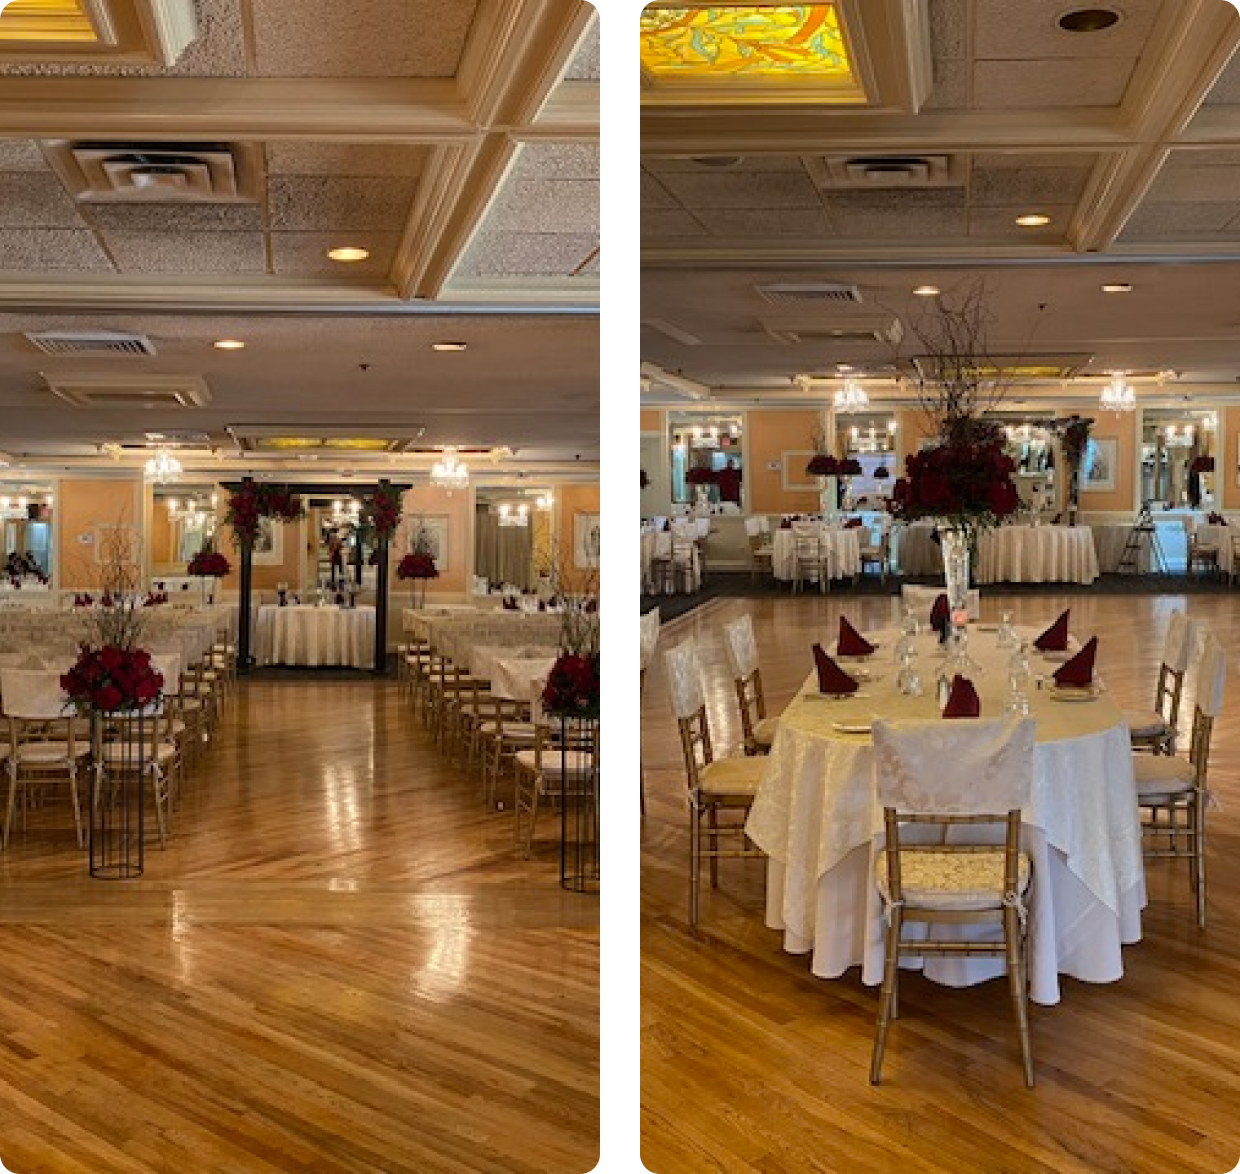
523;80;599;139
438;275;598;308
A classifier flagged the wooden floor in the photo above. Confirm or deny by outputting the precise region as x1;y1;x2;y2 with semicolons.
641;590;1240;1173
0;677;599;1173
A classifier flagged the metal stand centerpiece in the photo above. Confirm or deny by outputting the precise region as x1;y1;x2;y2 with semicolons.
89;708;148;879
557;711;600;894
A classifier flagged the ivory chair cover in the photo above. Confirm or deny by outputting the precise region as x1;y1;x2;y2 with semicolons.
770;527;862;582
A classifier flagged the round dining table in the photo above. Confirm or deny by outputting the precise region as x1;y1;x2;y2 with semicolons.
976;524;1100;585
746;625;1144;1006
770;526;862;581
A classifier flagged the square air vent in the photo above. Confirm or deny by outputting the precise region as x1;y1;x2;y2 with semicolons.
43;373;211;408
807;154;964;191
757;282;864;306
42;140;262;204
25;330;156;357
760;315;904;346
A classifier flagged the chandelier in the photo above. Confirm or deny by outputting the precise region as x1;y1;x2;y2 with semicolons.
430;447;469;491
1099;373;1135;414
497;503;529;528
166;494;216;528
143;447;183;484
833;379;869;413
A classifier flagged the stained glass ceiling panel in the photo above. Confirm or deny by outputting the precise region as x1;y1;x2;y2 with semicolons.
0;0;98;43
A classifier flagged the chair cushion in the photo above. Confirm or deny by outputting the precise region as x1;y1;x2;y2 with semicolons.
876;848;1031;911
1133;753;1195;797
480;721;537;739
101;742;178;766
514;748;595;779
1124;709;1169;739
697;755;764;798
14;741;89;764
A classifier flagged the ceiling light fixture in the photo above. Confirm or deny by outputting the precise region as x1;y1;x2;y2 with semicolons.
497;503;529;529
1100;283;1132;293
213;338;246;350
1058;8;1121;33
1015;213;1051;227
1100;372;1135;414
143;447;183;484
431;342;468;352
912;284;940;297
327;246;370;263
429;447;469;492
833;378;869;414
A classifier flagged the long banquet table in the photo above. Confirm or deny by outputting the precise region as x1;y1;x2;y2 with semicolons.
746;625;1144;1005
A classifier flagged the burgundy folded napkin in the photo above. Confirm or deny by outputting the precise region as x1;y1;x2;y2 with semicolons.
1053;636;1097;688
837;616;875;657
780;518;793;529
812;643;858;695
1052;513;1063;524
662;520;672;532
502;596;519;611
942;674;980;719
1208;512;1228;526
1034;609;1070;652
844;517;864;529
930;592;950;641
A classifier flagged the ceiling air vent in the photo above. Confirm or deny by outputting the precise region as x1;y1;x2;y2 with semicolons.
25;331;156;358
808;154;964;191
42;140;263;204
42;374;212;409
761;315;904;346
756;282;864;306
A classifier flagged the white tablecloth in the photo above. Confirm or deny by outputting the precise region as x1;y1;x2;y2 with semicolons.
894;523;943;576
1091;523;1154;573
770;528;862;582
641;531;701;594
976;525;1099;585
1195;524;1237;575
747;627;1144;1006
255;604;376;668
484;653;559;701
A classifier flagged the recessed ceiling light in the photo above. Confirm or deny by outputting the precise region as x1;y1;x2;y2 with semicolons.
213;338;245;350
1101;283;1133;293
1015;213;1051;227
836;363;855;372
912;284;940;297
688;155;744;169
327;246;370;263
1058;8;1121;33
431;342;468;352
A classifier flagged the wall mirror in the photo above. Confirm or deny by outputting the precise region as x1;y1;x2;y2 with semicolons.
151;483;218;575
1139;407;1218;510
0;482;54;582
473;485;555;594
668;411;744;507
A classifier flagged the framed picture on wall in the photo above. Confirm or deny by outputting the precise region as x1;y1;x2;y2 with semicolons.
574;511;601;568
1082;437;1117;493
781;450;820;491
252;517;284;565
409;514;449;570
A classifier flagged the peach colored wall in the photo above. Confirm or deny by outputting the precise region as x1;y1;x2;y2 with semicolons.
57;477;143;589
747;410;824;514
1221;408;1238;511
640;409;663;431
220;519;302;591
396;486;471;597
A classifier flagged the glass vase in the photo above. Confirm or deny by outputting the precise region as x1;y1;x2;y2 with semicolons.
819;476;839;524
938;525;979;674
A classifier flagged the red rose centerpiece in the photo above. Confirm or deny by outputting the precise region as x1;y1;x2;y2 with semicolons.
225;482;305;547
363;482;403;541
397;536;439;607
61;645;163;716
542;652;600;718
187;550;230;577
889;434;1020;530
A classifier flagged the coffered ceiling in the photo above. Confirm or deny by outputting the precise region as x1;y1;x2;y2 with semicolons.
0;0;599;479
640;0;1240;413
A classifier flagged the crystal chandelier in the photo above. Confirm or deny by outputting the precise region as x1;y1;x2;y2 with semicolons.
833;379;869;413
143;447;183;484
429;447;469;491
497;503;529;528
1099;373;1135;414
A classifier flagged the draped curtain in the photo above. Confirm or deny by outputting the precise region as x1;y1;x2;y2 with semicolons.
475;507;534;590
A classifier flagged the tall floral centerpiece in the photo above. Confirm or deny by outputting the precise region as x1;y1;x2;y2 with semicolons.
685;464;716;510
398;518;439;608
890;283;1022;641
806;452;840;520
186;548;230;604
1058;415;1093;527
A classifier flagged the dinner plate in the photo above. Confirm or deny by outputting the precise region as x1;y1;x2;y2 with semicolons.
832;720;873;734
975;624;998;632
1038;649;1072;663
1048;684;1103;702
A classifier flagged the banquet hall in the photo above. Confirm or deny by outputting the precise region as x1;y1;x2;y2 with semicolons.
0;3;599;1171
639;3;1240;1170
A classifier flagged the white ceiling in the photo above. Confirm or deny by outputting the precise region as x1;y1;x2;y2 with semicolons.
640;0;1240;413
0;0;599;480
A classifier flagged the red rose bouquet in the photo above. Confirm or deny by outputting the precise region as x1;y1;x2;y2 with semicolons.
1191;455;1215;474
363;483;403;540
187;550;231;577
806;454;839;477
685;466;717;485
541;652;600;718
397;553;439;580
226;483;305;546
61;645;163;715
889;440;1020;529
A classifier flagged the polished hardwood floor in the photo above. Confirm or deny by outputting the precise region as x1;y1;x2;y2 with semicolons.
0;677;599;1173
642;591;1240;1173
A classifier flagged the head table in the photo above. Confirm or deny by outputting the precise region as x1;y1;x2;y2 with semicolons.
253;604;376;668
746;625;1144;1006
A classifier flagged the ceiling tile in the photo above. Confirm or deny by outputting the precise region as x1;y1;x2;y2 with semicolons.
511;142;599;183
265;143;428;178
643;156;807;175
1119;203;1240;237
0;172;88;229
565;14;599;80
574;252;599;276
455;232;597;278
102;231;267;274
822;189;966;236
251;0;479;78
643;210;709;238
486;179;598;235
930;0;967;59
267;175;418;231
1204;52;1240;105
654;169;822;211
642;171;681;211
0;141;49;171
970;162;1094;206
693;208;836;237
974;0;1165;60
1146;158;1240;202
973;58;1135;108
86;203;265;233
0;229;113;270
923;58;969;110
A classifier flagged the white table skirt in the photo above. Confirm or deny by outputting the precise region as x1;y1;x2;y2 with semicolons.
747;627;1144;1006
1091;523;1154;573
894;523;943;577
255;604;375;668
976;525;1100;585
770;528;862;581
641;531;701;594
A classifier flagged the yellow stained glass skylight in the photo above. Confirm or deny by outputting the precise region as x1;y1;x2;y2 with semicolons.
640;4;853;81
0;0;98;43
258;437;393;452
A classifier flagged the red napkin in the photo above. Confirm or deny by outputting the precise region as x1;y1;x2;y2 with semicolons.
780;518;792;529
1034;609;1070;652
942;675;980;718
1053;636;1097;688
837;616;875;657
930;593;950;640
812;644;858;695
844;517;864;529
